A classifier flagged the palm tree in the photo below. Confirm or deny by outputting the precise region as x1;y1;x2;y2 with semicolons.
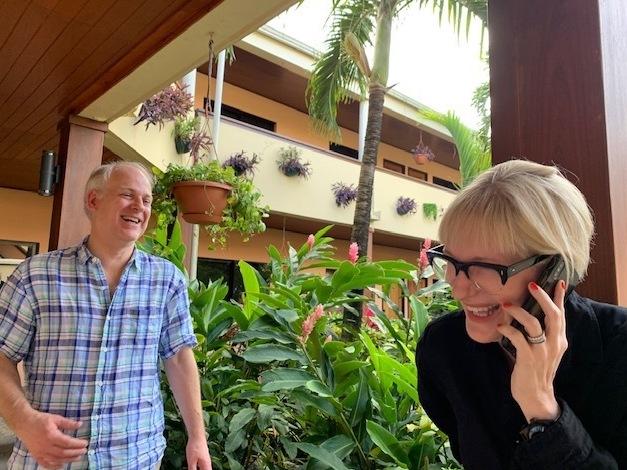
420;109;491;188
307;0;487;332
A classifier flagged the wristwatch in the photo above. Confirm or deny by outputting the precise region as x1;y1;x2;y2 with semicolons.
519;418;556;441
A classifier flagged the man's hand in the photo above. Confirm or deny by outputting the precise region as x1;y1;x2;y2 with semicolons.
15;410;88;469
186;436;212;470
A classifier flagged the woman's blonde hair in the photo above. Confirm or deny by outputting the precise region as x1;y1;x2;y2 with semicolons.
438;160;594;283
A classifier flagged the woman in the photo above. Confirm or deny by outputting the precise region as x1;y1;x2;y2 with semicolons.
417;160;627;469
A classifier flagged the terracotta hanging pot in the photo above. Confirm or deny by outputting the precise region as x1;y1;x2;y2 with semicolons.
172;180;232;224
413;154;430;165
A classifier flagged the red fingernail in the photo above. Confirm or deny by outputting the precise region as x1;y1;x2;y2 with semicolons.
529;282;539;291
502;302;512;308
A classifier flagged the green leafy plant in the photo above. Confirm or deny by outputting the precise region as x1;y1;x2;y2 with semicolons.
151;160;268;248
144;225;461;469
172;116;200;154
422;202;438;221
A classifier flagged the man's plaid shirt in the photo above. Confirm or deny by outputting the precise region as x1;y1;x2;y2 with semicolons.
0;240;197;469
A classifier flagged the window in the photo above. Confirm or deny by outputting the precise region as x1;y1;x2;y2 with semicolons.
0;240;39;286
383;159;405;174
0;239;39;259
408;168;428;181
329;143;359;160
204;99;276;131
433;176;457;190
196;258;270;302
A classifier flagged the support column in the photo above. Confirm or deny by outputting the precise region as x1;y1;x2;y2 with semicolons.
212;50;226;156
489;0;627;305
358;99;368;161
49;116;107;250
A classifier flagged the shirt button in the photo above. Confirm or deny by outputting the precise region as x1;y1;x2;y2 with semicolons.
94;415;99;421
88;450;95;456
96;381;103;387
102;347;108;352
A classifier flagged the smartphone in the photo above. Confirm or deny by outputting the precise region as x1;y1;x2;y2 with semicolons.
500;255;577;358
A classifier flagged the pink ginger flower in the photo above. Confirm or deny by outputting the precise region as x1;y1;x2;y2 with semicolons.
348;242;359;263
299;304;325;343
419;238;432;270
362;306;380;331
306;234;315;251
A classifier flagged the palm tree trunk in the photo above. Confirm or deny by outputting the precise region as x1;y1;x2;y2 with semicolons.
344;0;396;336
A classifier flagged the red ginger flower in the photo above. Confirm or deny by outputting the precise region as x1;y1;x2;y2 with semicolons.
299;304;325;343
348;242;359;263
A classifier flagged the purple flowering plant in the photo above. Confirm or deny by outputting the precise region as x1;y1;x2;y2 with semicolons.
222;151;260;177
396;196;418;216
277;146;312;178
134;83;193;130
331;182;358;208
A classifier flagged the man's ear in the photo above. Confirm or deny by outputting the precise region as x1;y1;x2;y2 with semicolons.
85;189;99;212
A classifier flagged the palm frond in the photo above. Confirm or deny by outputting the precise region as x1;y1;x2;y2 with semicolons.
418;0;487;44
420;109;491;187
306;0;378;139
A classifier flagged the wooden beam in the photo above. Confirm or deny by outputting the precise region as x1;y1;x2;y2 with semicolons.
49;116;107;250
489;0;627;305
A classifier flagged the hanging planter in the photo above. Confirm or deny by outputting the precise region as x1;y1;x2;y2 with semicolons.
174;136;192;154
411;134;435;165
396;196;417;216
171;180;232;224
331;182;358;207
277;146;312;178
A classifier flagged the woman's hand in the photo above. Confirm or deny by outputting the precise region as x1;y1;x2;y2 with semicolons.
496;280;568;423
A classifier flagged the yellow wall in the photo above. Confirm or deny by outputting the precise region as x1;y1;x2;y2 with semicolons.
195;73;458;185
0;188;53;253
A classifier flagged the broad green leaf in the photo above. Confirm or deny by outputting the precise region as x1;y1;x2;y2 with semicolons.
228;407;256;434
305;380;334;397
292;389;339;418
242;344;306;364
333;360;368;377
260;368;317;391
239;260;260;319
225;428;246;453
366;420;409;466
296;443;351;470
349;368;370;428
233;327;295;345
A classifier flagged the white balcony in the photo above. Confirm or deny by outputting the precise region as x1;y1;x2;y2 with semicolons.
107;114;457;242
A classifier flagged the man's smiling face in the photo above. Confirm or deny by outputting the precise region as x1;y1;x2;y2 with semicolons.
86;166;153;246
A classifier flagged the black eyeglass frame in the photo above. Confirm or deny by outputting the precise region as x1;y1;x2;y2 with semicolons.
425;244;551;286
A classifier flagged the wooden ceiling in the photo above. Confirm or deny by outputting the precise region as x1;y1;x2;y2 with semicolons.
200;46;457;168
0;0;223;192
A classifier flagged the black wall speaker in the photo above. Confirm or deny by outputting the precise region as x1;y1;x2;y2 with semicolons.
38;150;58;196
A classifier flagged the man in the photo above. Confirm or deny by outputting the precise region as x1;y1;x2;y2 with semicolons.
0;162;211;469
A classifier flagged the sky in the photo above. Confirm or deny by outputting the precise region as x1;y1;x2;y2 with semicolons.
267;0;488;129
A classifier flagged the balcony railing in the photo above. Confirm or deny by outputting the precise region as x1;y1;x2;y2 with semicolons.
107;114;457;242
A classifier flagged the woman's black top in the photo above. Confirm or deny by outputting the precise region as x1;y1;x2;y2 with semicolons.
417;292;627;469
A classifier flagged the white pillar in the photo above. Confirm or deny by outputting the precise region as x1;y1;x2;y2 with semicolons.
358;99;369;161
212;50;226;156
182;70;197;107
182;70;199;280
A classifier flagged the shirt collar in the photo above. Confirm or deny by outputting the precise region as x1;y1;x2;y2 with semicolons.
77;236;143;272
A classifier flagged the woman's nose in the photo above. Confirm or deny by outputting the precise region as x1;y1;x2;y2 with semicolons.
448;270;476;298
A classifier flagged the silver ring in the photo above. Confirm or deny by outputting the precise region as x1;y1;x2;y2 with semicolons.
527;332;546;344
